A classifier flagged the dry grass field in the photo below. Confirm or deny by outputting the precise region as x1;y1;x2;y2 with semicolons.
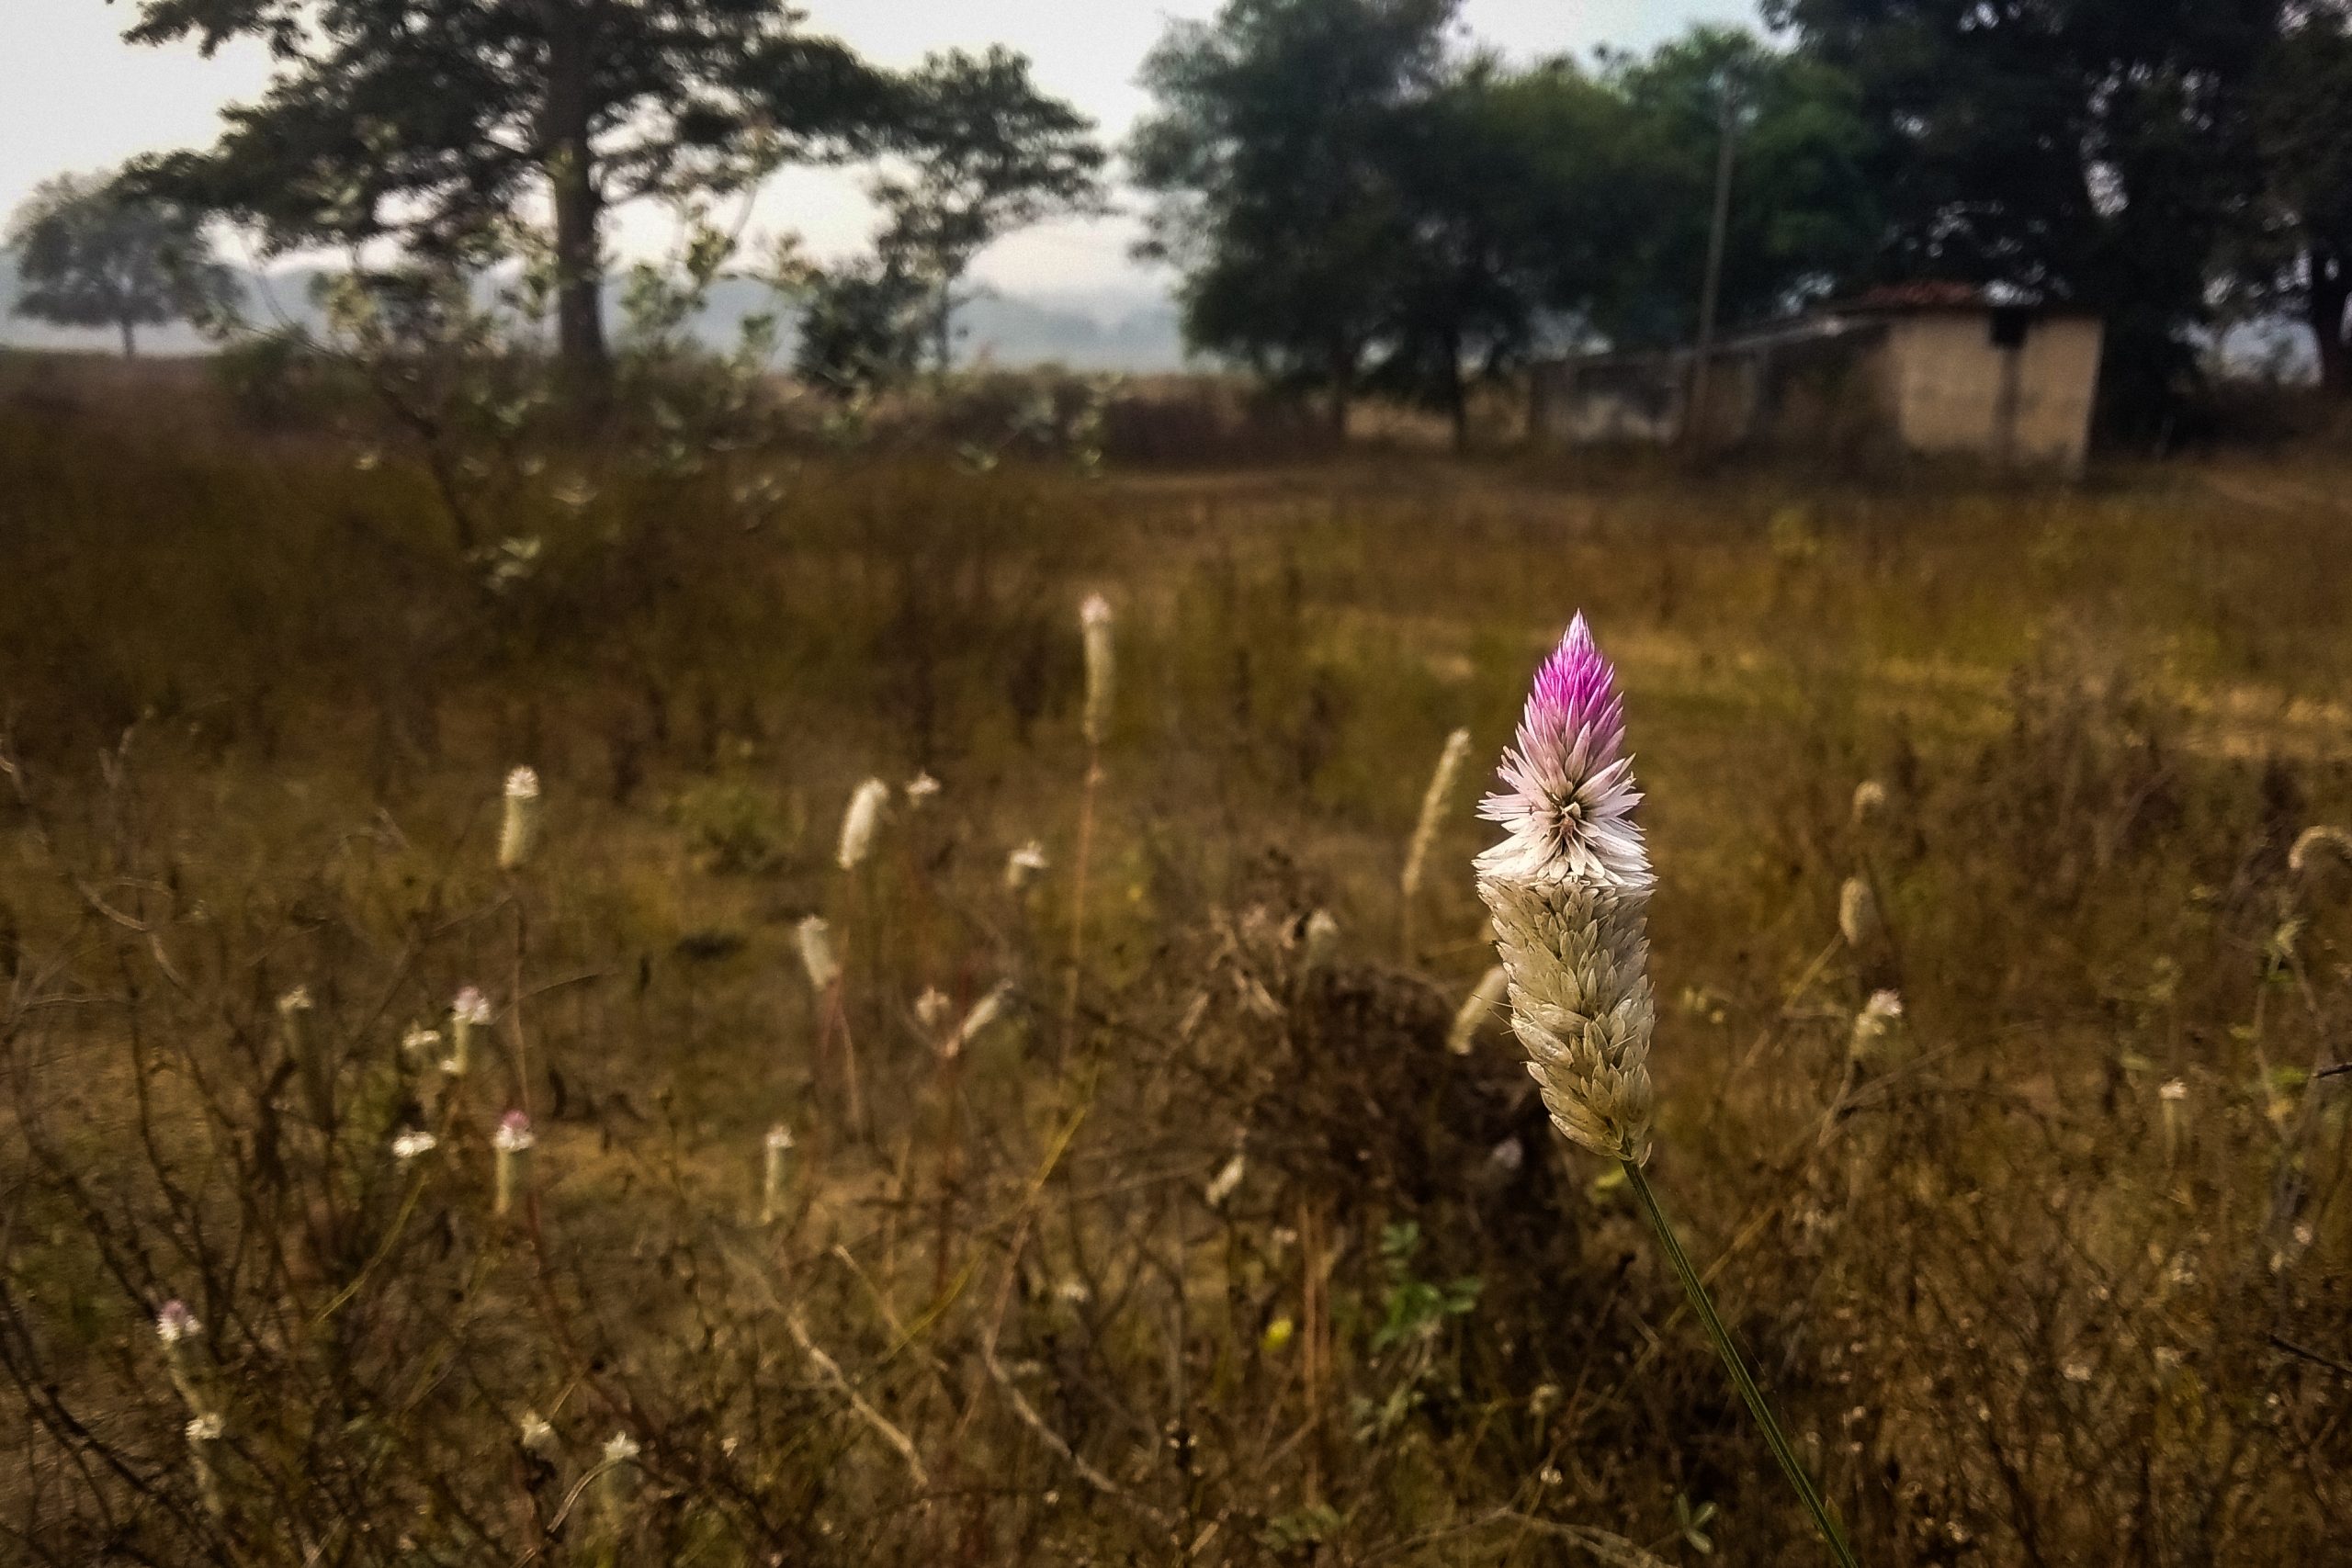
3;355;2351;1564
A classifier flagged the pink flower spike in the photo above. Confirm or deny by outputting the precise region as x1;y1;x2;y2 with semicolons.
1476;614;1650;888
493;1111;536;1152
155;1300;201;1344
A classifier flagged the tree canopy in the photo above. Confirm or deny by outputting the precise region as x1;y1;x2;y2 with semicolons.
117;0;1100;382
5;169;238;356
1131;4;1883;445
1765;0;2287;433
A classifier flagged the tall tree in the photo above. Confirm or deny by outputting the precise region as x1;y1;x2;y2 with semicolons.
1131;0;1458;434
1767;0;2286;434
1586;29;1882;350
868;47;1106;372
116;0;1093;385
2246;3;2352;391
1363;62;1570;449
5;170;238;356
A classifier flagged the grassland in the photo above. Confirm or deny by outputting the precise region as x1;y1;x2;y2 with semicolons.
2;355;2350;1564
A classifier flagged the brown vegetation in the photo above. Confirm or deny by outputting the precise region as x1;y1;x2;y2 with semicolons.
2;358;2350;1564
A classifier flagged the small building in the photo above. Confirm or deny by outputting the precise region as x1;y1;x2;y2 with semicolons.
1529;284;2105;474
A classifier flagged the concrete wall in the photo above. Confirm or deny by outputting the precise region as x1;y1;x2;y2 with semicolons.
1532;309;2101;472
1884;313;2102;474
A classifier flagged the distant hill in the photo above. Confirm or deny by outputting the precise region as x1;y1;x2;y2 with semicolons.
0;253;1193;372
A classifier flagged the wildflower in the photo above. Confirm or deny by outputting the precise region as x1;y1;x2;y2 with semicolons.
1298;908;1340;974
155;1301;202;1345
948;981;1013;1058
903;773;941;807
1204;1150;1246;1208
1474;613;1857;1568
2290;824;2352;874
1850;779;1888;827
187;1411;227;1515
1402;728;1473;904
277;986;314;1049
498;766;541;871
518;1411;558;1455
1476;615;1656;1162
1837;875;1882;951
601;1428;641;1523
1447;964;1509;1055
1005;840;1049;894
493;1110;535;1216
280;986;331;1122
447;986;492;1077
1177;989;1211;1040
1849;989;1904;1063
837;777;889;870
761;1125;794;1223
1080;593;1114;747
391;1129;439;1163
797;915;838;994
157;1300;207;1416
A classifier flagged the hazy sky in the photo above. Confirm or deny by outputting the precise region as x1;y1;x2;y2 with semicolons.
6;0;1758;303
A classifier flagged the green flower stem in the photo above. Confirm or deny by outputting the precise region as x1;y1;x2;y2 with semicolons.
1623;1158;1860;1568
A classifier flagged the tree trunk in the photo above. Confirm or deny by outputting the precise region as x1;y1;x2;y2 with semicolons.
1326;336;1353;443
1443;324;1468;456
2312;247;2351;396
119;319;138;360
543;3;607;391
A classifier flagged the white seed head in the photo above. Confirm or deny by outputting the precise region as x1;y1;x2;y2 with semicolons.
2159;1078;2188;1102
761;1125;795;1222
1838;875;1883;951
2290;824;2352;874
797;915;839;993
1005;840;1049;893
1447;965;1510;1055
1849;988;1904;1062
1403;728;1473;901
277;986;313;1018
1482;874;1657;1163
390;1130;439;1162
518;1412;557;1454
603;1430;641;1465
837;777;889;871
185;1413;224;1444
499;766;542;870
452;987;493;1026
1298;909;1340;974
1080;593;1114;747
1850;779;1889;827
914;987;953;1031
1204;1150;1247;1208
949;981;1013;1058
493;1111;537;1153
903;773;941;806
